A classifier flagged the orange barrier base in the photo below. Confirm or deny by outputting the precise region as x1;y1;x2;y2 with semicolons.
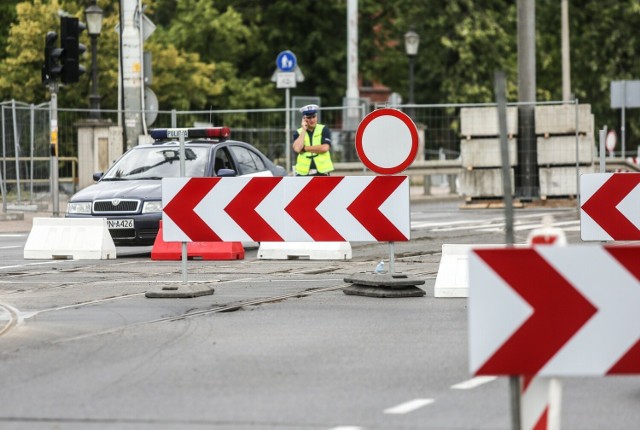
151;222;244;261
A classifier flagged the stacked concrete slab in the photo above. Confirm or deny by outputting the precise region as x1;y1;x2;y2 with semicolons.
458;104;596;199
458;106;517;198
535;104;596;197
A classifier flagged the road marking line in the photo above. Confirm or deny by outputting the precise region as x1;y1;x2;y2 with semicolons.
0;260;72;271
0;246;22;249
443;219;579;233
411;212;570;230
329;427;363;430
476;224;579;233
415;213;579;232
383;398;435;414
451;376;497;390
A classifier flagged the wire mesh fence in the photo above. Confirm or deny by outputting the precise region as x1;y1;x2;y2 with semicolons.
456;100;593;199
1;98;602;212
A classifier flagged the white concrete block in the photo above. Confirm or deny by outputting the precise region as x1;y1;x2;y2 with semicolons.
24;218;117;260
460;106;518;137
537;135;595;165
435;244;524;298
461;138;517;168
257;242;352;260
458;168;514;198
434;244;475;298
535;104;593;135
539;165;596;197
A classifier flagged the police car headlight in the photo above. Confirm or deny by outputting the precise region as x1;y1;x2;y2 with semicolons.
142;201;163;214
67;202;92;214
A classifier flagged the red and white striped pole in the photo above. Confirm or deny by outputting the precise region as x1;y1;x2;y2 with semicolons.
520;215;565;430
520;375;562;430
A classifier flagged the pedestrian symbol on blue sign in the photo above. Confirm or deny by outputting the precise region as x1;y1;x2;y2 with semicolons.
276;50;297;72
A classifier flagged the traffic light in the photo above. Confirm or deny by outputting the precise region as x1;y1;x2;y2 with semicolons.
60;16;86;84
42;31;62;84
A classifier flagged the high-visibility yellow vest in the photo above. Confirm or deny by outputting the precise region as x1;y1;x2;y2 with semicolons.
295;124;334;175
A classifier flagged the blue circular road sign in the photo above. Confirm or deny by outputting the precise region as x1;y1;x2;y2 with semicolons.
276;50;297;72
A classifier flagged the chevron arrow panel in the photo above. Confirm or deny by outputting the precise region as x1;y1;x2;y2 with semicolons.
162;176;410;242
580;173;640;241
469;245;640;377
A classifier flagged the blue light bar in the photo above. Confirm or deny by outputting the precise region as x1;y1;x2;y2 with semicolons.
150;127;231;140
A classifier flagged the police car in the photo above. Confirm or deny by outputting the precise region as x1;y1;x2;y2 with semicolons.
66;127;286;246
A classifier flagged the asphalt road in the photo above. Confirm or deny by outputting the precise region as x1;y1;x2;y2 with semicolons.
0;198;638;429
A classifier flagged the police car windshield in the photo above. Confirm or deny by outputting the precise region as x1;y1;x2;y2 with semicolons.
102;146;208;180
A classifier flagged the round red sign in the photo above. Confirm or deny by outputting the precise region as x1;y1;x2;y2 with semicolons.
355;108;418;175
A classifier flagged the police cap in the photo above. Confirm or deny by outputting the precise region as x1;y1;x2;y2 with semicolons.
300;104;319;117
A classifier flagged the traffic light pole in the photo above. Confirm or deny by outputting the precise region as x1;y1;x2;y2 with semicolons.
49;82;60;217
42;16;87;216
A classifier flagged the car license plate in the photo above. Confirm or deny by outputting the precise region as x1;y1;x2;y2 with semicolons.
107;219;134;229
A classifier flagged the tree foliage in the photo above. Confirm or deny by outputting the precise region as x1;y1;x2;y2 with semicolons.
0;0;639;146
0;0;19;61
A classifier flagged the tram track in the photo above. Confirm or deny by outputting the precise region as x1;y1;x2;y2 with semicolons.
0;281;351;341
54;283;352;344
0;258;434;342
0;302;20;336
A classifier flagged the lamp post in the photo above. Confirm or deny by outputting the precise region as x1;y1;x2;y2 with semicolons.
85;0;103;119
404;30;420;120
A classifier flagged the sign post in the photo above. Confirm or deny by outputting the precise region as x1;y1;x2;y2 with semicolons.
48;82;60;217
274;50;299;174
341;107;423;297
354;108;418;274
145;128;215;299
610;80;640;158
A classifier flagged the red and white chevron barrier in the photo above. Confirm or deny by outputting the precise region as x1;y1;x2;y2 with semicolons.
162;176;410;243
580;173;640;241
469;245;640;377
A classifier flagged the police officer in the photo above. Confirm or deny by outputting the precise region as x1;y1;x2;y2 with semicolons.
292;104;334;176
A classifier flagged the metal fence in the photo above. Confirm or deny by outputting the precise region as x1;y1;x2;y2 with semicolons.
2;98;607;212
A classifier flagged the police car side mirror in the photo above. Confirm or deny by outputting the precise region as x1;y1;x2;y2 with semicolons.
93;172;104;181
216;168;237;177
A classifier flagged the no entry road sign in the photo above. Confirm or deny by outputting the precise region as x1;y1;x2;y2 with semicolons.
355;108;418;175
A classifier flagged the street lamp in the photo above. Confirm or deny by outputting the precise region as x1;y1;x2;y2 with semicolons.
404;30;420;119
85;0;103;119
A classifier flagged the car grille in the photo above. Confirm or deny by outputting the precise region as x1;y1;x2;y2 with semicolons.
93;199;140;214
109;229;137;239
139;228;159;239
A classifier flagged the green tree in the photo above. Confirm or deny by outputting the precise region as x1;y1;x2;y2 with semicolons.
564;0;640;147
219;0;517;106
0;0;121;109
0;0;275;112
0;0;19;61
378;0;518;104
214;0;349;107
2;0;640;155
148;0;277;109
0;0;62;104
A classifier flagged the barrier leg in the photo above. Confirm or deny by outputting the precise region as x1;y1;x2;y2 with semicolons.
521;376;562;430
